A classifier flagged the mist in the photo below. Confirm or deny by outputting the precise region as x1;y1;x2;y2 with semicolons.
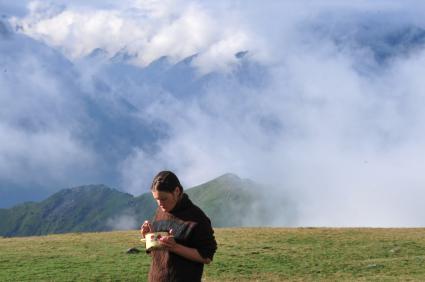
1;1;425;226
106;213;138;231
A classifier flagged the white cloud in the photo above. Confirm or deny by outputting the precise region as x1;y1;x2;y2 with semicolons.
135;3;217;66
10;0;253;73
0;123;96;187
118;6;425;226
0;21;101;192
106;213;138;230
3;0;425;226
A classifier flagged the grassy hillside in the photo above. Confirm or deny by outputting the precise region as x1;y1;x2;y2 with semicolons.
0;185;136;237
186;173;268;227
1;228;425;281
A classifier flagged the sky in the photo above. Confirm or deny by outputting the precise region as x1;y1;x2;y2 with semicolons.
1;0;425;226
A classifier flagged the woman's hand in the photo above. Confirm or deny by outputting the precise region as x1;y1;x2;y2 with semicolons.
159;237;211;264
159;236;177;252
140;220;152;238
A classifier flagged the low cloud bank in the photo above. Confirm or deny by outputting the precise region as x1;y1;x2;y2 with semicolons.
1;1;425;226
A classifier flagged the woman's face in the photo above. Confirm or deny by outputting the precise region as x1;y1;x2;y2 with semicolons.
152;188;181;212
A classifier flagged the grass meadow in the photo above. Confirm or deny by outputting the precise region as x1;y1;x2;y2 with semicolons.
1;228;425;281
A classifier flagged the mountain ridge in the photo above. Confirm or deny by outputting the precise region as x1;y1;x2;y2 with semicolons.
0;173;290;237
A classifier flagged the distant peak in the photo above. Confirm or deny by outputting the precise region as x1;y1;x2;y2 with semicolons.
0;19;13;39
110;47;137;63
217;173;241;181
87;48;108;60
62;184;114;194
192;173;243;189
212;173;244;186
146;55;171;68
235;50;249;59
176;53;198;66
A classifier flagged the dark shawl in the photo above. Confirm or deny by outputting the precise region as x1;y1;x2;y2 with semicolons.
148;193;217;282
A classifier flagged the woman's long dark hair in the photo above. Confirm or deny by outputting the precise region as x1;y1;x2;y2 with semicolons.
150;171;183;193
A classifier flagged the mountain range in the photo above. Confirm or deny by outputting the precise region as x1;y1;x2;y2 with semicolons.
0;17;266;208
0;173;293;237
2;15;425;209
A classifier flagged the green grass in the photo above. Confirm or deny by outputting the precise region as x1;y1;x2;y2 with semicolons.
1;228;425;281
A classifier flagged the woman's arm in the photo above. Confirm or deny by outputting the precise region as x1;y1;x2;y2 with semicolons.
159;236;211;264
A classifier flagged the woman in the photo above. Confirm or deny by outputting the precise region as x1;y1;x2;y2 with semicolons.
141;171;217;282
